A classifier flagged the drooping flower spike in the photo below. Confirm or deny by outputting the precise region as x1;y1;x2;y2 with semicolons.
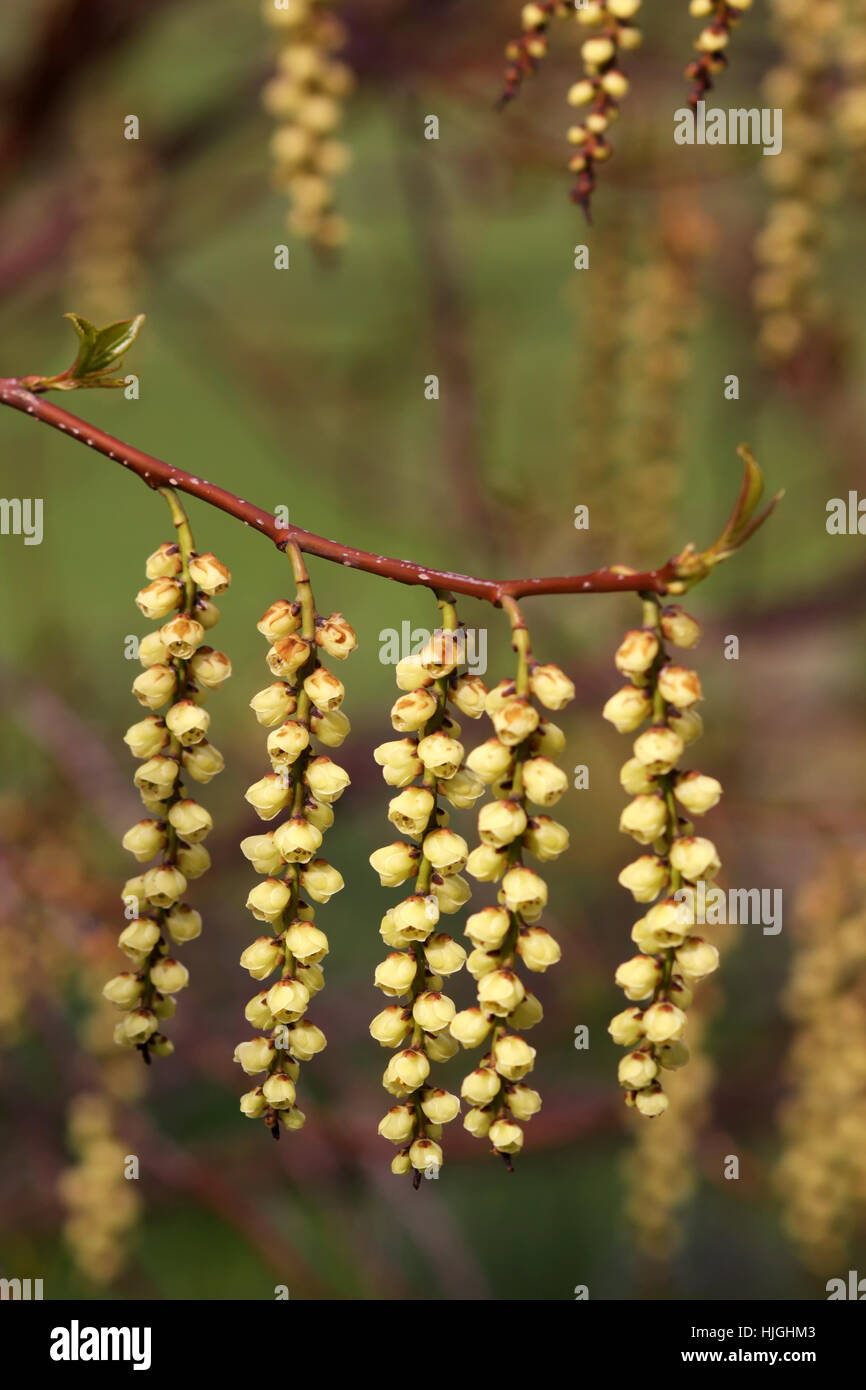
370;594;484;1182
455;598;573;1166
108;487;231;1062
685;0;752;108
236;542;356;1140
604;595;721;1117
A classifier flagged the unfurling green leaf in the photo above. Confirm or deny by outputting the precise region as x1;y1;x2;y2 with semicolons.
21;313;146;392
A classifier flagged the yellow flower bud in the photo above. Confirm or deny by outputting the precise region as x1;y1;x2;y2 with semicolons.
123;716;168;758
523;816;569;862
438;766;485;810
374;737;423;788
615;629;659;675
674;772;722;816
417;732;464;780
422;828;468;875
516;926;561;973
188;646;232;691
489;1117;524;1154
509;992;544;1030
423;933;467;975
617;855;669;903
449;1006;492;1048
283;919;329;964
464;1106;492;1137
529;664;575;711
521;2;546;28
121;819;167;863
257;599;301;641
618;1050;658;1089
656;665;702;710
273;817;322;864
299;857;344;903
393;653;431;691
159;614;204;660
521;756;568;807
696;25;728;53
582;35;616;67
164;904;202;943
567;78;597;106
103;973;144;1008
634;1085;669;1117
674;936;720;980
409;1137;443;1172
419;1087;459;1125
245;774;292;821
267;720;310;768
608;1006;645;1047
384;1048;430;1095
181;740;224;783
266;635;312;681
632;725;684;775
492;697;540;746
304;756;350;804
466;844;509;882
135;577;182;620
390;688;438;732
600;69;629;99
310;708;350;747
266;977;311;1022
245;991;273;1029
619;793;668;845
305;798;334;832
164;700;210;747
657;1040;690;1070
478;798;527;848
461;1066;501;1106
240;936;284;981
451;674;488;719
431;873;471;915
387;786;435;836
668;706;703;747
478;967;526;1016
467;947;500;979
187;552;230;595
669;836;720;881
466;738;513;784
246;878;291;923
392;894;440;940
279;1105;306;1131
378;1104;416;1144
608;0;641;17
391;1152;412;1175
465;906;511;950
142;865;186;908
603;685;653;733
425;1030;458;1064
250;682;297;727
303;666;344;713
284;1020;327;1061
374;951;417;997
122;1009;159;1044
531;719;566;756
508;1085;542;1121
167;798;213;845
614;954;662;1001
149;957;190;994
660;605;702;648
315;612;357;660
492;1033;536;1080
132;665;177;711
240;1087;268;1118
642;1001;687;1044
370;1005;412;1047
619;757;657;795
133;755;178;801
412;990;456;1032
145;541;182;579
501;866;548;920
262;1071;297;1109
138;631;169;668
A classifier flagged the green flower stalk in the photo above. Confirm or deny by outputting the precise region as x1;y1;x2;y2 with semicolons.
107;489;231;1063
370;594;483;1183
604;596;721;1117
454;598;574;1166
236;543;356;1140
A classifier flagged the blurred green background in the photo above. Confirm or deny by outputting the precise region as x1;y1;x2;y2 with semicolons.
0;0;865;1300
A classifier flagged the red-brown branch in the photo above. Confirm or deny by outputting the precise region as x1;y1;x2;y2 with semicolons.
0;377;680;602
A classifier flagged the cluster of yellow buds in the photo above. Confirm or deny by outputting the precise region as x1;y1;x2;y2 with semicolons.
499;3;570;105
685;1;752;104
455;606;573;1164
604;597;721;1117
236;551;356;1139
370;601;482;1181
836;0;866;162
776;850;866;1268
261;0;353;249
753;0;839;363
108;509;231;1062
565;0;642;214
58;1093;140;1284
